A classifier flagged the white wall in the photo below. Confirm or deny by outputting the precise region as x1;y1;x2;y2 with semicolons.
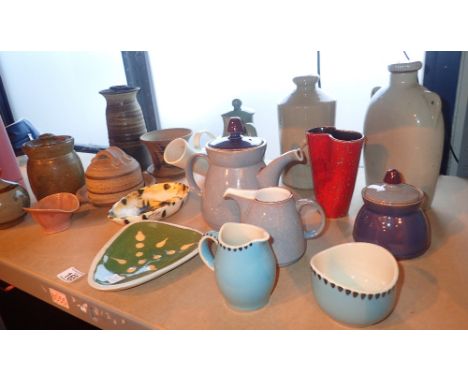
0;52;126;146
150;49;424;159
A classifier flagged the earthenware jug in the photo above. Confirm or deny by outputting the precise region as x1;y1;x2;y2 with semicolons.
100;85;151;169
221;99;257;137
23;134;85;200
224;186;326;267
353;169;430;260
185;117;305;229
306;127;364;218
278;75;336;189
363;61;444;209
0;176;30;229
198;222;277;311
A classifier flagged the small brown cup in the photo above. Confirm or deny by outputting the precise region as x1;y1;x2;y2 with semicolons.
140;128;192;178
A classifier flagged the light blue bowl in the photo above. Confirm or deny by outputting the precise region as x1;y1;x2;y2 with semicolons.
310;242;399;327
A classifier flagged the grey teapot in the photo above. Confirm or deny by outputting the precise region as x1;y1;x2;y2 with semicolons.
185;117;304;229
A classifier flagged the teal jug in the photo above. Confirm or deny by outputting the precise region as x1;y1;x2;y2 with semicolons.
198;222;277;311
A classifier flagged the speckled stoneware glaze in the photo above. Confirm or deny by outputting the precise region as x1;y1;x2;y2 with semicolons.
224;186;325;267
310;242;399;327
198;222;277;311
88;221;202;291
107;182;189;225
186;117;304;229
353;169;430;260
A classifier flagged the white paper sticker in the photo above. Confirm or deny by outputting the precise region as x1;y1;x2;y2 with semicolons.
57;267;85;283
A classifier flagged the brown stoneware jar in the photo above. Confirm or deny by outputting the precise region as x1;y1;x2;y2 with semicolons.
23;134;85;200
99;85;151;169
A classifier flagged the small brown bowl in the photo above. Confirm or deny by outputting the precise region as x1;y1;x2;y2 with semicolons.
24;192;80;234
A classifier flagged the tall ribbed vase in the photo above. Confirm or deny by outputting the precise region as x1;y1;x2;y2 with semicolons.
100;85;151;169
278;75;336;190
363;61;444;209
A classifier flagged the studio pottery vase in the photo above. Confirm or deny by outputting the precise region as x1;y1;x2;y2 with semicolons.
100;85;151;170
363;61;444;209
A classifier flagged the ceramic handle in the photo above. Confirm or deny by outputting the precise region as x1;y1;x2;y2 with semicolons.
296;198;326;239
186;153;207;195
198;231;219;271
192;131;216;150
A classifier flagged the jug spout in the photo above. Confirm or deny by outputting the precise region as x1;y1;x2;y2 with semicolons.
223;188;258;219
257;148;305;188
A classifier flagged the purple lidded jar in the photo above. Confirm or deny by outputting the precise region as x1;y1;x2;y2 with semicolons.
353;169;430;260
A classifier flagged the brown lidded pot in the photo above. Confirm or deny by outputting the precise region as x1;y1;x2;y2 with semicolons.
85;146;144;207
23;133;85;200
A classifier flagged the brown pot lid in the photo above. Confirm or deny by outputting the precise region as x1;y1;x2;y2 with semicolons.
86;146;141;179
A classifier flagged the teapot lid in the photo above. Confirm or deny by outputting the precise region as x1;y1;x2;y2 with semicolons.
209;117;263;149
362;169;423;207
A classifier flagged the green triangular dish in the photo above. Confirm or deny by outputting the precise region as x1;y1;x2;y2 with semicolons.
88;221;202;291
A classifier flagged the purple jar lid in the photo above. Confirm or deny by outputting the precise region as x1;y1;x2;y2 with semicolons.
209;117;263;149
363;169;423;207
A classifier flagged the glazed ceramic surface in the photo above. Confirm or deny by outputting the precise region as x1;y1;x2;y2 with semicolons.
307;127;364;218
185;118;304;229
0;178;30;229
363;61;444;209
353;169;430;260
107;182;189;225
85;146;144;207
23;134;85;200
278;75;336;189
88;221;202;291
198;222;276;311
140;128;192;178
24;192;80;234
100;85;151;169
224;186;325;267
310;242;399;327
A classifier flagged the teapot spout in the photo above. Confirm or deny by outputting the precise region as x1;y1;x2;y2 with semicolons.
257;148;305;188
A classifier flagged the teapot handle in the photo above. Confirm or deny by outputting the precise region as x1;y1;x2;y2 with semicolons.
198;231;219;271
296;198;326;239
186;153;207;195
192;130;216;150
